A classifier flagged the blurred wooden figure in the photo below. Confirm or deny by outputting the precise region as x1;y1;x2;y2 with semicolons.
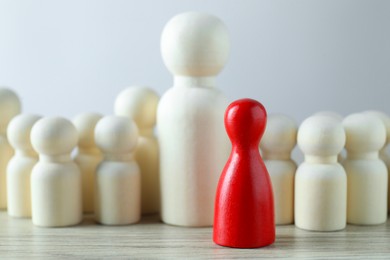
343;113;388;225
7;114;40;217
260;114;297;225
115;86;160;214
73;113;103;214
214;99;275;248
31;117;82;227
95;116;141;225
364;110;390;213
295;115;347;231
0;87;21;209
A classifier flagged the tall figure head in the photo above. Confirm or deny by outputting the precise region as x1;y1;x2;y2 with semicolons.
161;12;230;78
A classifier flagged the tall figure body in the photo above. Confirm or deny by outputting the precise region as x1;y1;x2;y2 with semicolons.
115;86;160;214
31;117;82;227
214;99;275;248
343;113;388;225
73;113;103;214
0;88;21;209
7;114;41;217
260;114;297;225
158;12;230;226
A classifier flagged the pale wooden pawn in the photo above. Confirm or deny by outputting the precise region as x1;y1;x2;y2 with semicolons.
364;110;390;213
114;86;160;214
0;87;21;209
260;114;297;225
7;114;40;217
295;115;347;231
73;113;103;214
95;116;141;225
343;113;388;225
158;12;230;227
31;117;82;227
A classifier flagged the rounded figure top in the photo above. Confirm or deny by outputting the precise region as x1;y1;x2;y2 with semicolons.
95;116;138;154
73;112;103;149
364;110;390;145
7;114;41;152
225;98;267;148
0;87;21;132
260;114;297;155
161;12;230;77
114;86;159;130
343;113;386;153
298;115;345;157
31;117;78;156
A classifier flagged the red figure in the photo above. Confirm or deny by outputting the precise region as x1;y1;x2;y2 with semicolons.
213;98;275;248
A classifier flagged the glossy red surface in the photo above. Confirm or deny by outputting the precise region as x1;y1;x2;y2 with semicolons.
213;98;275;248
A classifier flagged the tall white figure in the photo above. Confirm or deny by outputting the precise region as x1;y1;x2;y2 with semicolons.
31;117;82;227
115;86;160;214
158;12;230;226
295;115;347;231
7;114;40;217
95;116;141;225
364;110;390;213
343;113;388;225
73;113;103;214
260;114;297;225
0;88;21;209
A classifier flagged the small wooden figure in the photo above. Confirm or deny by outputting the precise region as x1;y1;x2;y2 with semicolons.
94;116;141;225
343;113;388;225
364;110;390;213
0;87;21;209
295;115;347;231
214;98;275;248
158;12;231;226
7;114;41;217
31;117;82;227
260;114;297;225
114;86;160;214
73;112;103;214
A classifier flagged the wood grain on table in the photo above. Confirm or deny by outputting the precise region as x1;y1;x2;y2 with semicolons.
1;212;389;259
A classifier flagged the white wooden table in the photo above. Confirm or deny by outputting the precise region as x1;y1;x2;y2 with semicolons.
1;212;389;259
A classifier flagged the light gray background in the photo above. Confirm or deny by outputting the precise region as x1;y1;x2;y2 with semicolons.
0;0;389;123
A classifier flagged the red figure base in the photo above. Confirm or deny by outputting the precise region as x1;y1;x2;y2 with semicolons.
213;98;275;248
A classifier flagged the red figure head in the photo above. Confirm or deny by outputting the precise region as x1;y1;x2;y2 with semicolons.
225;99;267;149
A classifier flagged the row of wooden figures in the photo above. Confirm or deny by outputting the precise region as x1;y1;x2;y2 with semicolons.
0;86;159;226
1;86;389;231
263;110;389;231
